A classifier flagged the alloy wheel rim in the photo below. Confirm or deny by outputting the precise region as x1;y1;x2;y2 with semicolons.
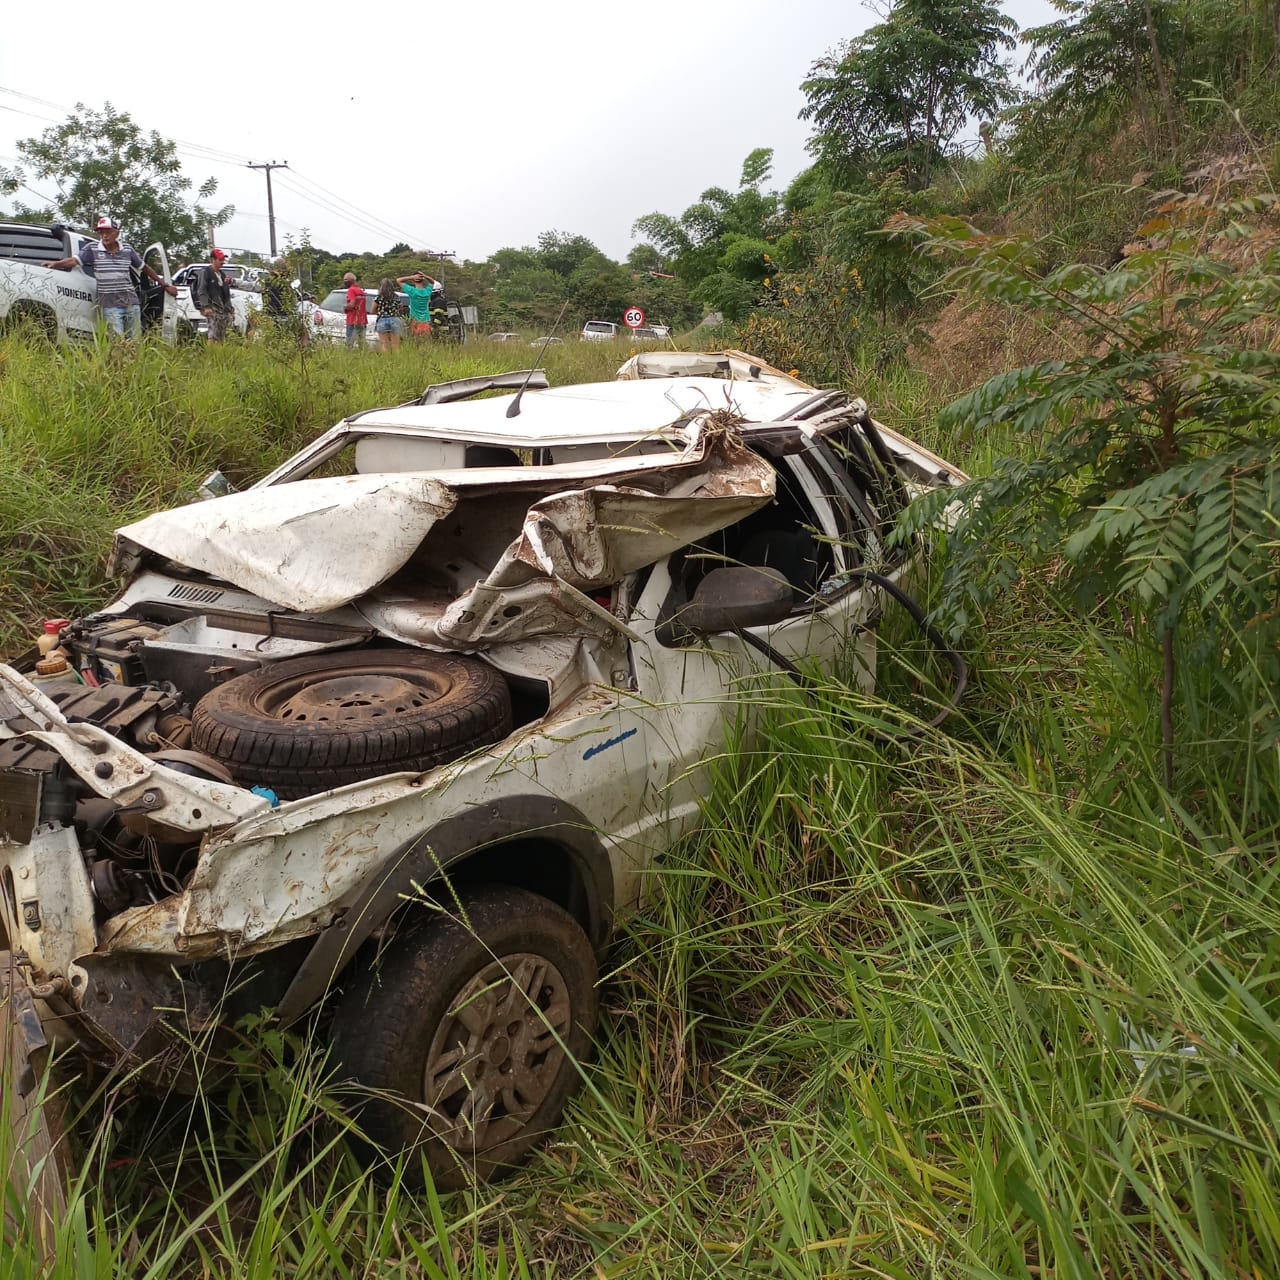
423;952;572;1152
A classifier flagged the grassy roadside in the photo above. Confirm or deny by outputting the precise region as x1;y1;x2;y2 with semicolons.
2;332;1278;1277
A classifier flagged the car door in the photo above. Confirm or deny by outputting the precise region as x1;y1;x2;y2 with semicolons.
58;236;99;339
142;242;177;343
608;446;881;886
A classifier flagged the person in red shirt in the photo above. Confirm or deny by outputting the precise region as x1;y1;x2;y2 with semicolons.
342;272;368;349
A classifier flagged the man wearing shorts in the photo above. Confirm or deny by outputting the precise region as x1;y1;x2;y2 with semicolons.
397;271;439;337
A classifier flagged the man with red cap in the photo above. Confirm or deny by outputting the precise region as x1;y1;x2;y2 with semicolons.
194;250;234;343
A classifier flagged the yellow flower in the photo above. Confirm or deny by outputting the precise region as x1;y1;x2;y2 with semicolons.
788;369;799;377
793;285;801;294
764;277;771;287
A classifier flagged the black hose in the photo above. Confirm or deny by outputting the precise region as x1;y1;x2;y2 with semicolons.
737;569;968;739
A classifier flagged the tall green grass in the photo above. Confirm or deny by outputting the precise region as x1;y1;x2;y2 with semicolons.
3;332;1277;1276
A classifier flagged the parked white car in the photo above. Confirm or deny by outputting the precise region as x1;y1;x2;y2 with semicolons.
580;319;619;341
309;287;407;345
0;351;964;1194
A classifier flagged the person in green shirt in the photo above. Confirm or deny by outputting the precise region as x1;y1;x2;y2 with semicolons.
397;271;439;337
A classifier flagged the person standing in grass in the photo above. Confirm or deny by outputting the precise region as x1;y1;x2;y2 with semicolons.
194;250;234;343
373;277;403;353
343;271;368;348
397;271;438;338
44;216;177;339
263;258;306;346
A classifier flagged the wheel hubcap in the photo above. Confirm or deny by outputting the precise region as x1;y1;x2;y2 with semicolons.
265;667;451;724
423;953;572;1151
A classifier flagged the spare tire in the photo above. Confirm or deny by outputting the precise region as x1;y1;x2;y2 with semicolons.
191;649;512;800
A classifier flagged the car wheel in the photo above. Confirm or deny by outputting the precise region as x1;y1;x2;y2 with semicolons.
191;649;511;799
330;885;598;1189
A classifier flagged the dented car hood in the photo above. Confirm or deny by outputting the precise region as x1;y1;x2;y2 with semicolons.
113;422;775;643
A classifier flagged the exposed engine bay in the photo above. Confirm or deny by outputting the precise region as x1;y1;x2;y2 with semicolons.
3;601;516;921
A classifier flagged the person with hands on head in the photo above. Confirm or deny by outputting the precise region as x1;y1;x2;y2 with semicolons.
44;216;178;339
194;249;234;343
396;270;439;338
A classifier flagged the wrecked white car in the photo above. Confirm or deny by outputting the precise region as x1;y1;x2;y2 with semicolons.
0;350;964;1188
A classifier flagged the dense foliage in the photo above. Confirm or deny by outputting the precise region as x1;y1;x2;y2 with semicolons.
799;0;1017;189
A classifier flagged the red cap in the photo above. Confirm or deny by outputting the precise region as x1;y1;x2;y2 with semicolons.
96;216;118;231
43;618;70;634
211;248;227;260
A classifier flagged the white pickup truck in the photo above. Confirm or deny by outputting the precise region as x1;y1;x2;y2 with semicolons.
171;262;261;339
0;221;178;342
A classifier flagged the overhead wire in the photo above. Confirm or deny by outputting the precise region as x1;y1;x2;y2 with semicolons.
271;173;438;252
0;84;444;254
281;168;441;251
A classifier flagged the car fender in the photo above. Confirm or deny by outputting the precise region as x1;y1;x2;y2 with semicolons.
274;792;614;1024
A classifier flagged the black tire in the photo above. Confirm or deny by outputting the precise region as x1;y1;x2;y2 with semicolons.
191;649;511;800
330;885;598;1189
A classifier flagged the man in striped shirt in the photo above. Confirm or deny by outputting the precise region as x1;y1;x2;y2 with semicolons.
45;216;177;338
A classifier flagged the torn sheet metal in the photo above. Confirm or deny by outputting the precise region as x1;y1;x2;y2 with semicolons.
110;424;775;644
435;461;773;646
114;472;458;613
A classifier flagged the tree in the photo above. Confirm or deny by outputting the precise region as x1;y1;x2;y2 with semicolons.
625;243;671;275
535;231;603;280
1019;0;1272;158
892;191;1280;785
800;0;1018;189
631;149;780;320
0;103;231;259
1022;0;1181;151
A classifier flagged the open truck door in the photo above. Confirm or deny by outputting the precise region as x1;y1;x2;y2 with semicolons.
141;242;177;343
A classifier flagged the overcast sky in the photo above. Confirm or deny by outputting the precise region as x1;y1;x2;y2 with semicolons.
1;0;1058;265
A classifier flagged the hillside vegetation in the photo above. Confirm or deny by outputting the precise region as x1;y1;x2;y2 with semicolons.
3;2;1280;1276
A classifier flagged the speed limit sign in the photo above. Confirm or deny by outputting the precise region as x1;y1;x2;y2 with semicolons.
623;306;645;330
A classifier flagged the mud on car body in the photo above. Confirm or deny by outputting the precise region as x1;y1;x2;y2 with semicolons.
0;351;964;1188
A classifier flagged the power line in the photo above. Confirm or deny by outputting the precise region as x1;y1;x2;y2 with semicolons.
272;173;434;252
0;83;448;255
282;169;445;252
283;168;441;251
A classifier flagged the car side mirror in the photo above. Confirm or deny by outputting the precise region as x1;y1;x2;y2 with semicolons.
674;565;793;636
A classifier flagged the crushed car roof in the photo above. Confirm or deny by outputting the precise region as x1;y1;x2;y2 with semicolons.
113;415;777;623
343;376;817;448
108;354;948;644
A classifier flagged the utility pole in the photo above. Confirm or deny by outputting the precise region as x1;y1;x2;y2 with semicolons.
247;161;288;257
